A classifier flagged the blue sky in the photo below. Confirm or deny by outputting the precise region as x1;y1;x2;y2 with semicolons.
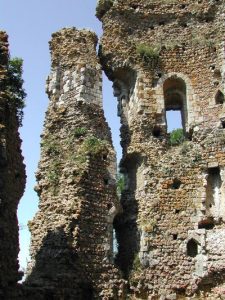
0;0;180;271
0;0;121;270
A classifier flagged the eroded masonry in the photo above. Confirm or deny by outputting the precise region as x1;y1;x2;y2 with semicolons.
97;0;225;298
22;28;125;299
0;32;26;298
2;0;225;299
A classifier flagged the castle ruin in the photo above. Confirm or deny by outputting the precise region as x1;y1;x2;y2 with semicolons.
1;0;225;299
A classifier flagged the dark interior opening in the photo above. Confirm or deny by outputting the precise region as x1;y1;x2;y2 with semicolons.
152;125;161;138
206;166;222;210
215;90;225;104
198;218;215;230
187;239;198;257
181;22;188;27
173;234;178;240
104;178;109;185
221;119;225;128
159;21;165;26
170;178;182;189
103;154;108;160
81;283;94;299
130;4;138;9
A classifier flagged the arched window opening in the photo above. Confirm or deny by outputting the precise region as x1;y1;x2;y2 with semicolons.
164;77;187;133
215;90;225;105
187;239;198;257
206;167;222;211
112;67;136;117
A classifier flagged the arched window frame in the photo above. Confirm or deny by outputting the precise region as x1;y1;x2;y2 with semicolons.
163;77;187;133
154;73;195;133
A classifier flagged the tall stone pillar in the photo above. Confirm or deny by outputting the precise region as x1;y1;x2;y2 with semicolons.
25;28;125;299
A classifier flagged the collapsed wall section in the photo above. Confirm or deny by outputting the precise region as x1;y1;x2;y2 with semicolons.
24;28;125;300
0;31;26;297
98;0;225;299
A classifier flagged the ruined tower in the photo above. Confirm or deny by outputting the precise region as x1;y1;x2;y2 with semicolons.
0;31;26;297
97;0;225;298
25;28;125;299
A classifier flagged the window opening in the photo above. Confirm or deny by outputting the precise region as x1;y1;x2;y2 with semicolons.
187;239;198;257
103;154;108;160
173;234;178;240
206;167;222;211
166;111;183;132
164;77;187;133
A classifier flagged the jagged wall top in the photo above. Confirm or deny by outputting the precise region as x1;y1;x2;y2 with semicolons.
49;27;99;69
98;0;225;70
47;27;103;106
0;31;9;84
97;0;224;20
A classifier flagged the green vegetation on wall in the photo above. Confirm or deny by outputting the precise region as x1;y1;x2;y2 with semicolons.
136;44;161;62
169;128;185;146
42;133;109;196
73;127;87;138
7;58;26;126
81;136;108;156
116;173;125;196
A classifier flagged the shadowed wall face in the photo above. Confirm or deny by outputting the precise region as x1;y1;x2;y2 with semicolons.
0;31;26;296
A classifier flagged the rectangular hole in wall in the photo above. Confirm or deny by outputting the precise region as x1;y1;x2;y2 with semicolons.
166;110;183;133
206;167;222;210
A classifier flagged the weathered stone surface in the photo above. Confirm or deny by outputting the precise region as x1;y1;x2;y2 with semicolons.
2;1;225;299
0;31;26;297
25;28;125;299
98;0;225;299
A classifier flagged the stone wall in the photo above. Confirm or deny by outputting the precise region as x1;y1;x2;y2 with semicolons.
1;1;225;299
98;0;225;299
25;28;125;300
0;31;26;298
